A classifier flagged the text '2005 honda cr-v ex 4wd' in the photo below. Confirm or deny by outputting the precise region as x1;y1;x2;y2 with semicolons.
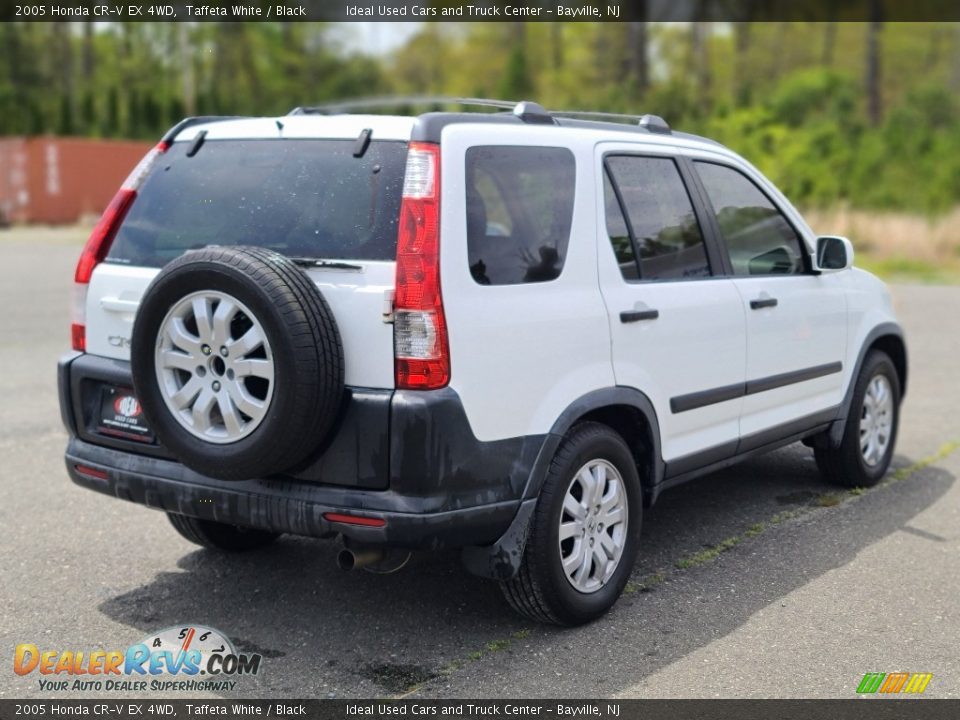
59;98;907;625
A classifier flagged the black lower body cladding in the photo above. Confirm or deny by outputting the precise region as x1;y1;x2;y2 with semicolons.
60;352;546;549
129;246;344;481
389;388;546;508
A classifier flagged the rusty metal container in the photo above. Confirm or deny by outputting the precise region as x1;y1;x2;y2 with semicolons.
0;136;152;225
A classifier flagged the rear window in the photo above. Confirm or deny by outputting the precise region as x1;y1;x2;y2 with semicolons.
465;146;576;286
107;139;408;267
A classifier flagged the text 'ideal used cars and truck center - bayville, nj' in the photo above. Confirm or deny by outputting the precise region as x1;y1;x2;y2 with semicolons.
345;4;614;17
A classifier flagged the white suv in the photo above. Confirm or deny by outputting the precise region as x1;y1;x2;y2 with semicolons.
59;99;906;625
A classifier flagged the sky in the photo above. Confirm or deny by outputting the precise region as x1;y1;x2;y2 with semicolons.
332;22;423;55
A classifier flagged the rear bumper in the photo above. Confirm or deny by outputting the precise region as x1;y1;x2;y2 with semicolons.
60;352;546;551
66;439;520;548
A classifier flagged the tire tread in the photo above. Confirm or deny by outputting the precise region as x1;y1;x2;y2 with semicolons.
500;422;640;626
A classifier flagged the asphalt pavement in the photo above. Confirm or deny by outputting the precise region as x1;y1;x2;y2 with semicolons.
1;228;957;700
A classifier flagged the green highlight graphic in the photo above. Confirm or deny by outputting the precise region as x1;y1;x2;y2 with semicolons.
856;672;933;694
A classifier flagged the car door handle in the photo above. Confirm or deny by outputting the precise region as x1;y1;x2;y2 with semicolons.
750;297;778;310
620;308;659;323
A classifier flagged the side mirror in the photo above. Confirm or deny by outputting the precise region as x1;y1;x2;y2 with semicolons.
814;235;854;273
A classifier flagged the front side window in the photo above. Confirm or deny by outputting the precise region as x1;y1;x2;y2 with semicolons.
465;146;575;285
604;156;710;281
695;161;806;276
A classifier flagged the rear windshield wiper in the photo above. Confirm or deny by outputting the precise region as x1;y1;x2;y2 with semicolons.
289;257;364;271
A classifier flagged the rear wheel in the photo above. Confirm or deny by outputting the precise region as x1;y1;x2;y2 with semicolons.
500;422;642;626
815;350;900;488
168;513;280;552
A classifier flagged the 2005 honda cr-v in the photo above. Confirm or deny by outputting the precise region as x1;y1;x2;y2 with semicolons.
59;99;906;625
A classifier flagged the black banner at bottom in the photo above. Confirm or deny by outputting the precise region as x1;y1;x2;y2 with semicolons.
1;699;959;720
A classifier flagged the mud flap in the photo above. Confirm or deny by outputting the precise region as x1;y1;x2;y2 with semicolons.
460;498;537;580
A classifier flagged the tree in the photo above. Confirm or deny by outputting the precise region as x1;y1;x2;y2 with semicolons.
499;24;532;99
690;22;712;115
178;23;196;116
865;2;884;126
625;20;649;99
821;22;837;67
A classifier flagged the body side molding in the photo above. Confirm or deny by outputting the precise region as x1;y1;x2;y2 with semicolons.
670;361;843;414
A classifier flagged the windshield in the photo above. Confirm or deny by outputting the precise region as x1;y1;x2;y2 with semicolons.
107;138;408;267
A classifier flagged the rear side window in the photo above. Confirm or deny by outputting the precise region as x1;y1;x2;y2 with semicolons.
694;161;806;276
465;146;575;285
107;139;408;267
604;156;710;281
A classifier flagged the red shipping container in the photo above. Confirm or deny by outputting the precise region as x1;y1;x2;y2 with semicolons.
0;136;152;225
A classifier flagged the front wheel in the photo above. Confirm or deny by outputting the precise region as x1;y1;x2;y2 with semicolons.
500;422;642;626
815;350;901;488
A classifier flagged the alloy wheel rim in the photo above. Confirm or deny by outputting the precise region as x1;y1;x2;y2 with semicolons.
154;290;274;444
859;374;893;466
558;459;628;594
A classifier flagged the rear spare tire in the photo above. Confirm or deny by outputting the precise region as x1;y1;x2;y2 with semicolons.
131;246;344;480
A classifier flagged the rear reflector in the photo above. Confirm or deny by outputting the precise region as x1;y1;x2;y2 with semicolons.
74;464;109;481
323;512;387;528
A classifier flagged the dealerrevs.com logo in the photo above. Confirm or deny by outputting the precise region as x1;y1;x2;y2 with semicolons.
14;625;262;692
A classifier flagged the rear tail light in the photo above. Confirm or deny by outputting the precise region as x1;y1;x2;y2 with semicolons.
394;142;450;390
71;141;169;351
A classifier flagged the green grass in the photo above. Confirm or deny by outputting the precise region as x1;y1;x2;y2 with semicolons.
813;492;843;507
666;441;959;576
856;255;960;285
886;441;960;484
430;440;960;699
675;536;742;569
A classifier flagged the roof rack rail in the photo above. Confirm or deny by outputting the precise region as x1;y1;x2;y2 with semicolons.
513;101;555;125
550;109;672;133
287;97;669;133
161;116;250;144
288;96;519;116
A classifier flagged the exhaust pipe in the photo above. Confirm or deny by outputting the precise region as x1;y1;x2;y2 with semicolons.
337;546;386;571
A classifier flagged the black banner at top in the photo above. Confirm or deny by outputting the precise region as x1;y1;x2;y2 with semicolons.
3;0;960;22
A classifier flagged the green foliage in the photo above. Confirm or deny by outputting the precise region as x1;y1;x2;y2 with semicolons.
498;46;533;99
0;23;385;140
768;70;859;128
1;21;957;214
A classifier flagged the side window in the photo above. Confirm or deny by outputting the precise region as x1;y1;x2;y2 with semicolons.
465;146;575;285
603;171;639;280
695;161;806;276
605;156;711;281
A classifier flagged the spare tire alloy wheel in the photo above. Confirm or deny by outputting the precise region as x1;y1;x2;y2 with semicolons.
132;246;344;481
156;290;274;443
